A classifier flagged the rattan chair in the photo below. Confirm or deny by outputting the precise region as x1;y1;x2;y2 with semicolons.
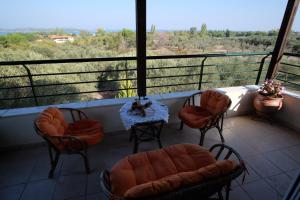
34;107;104;178
178;90;231;145
100;143;247;200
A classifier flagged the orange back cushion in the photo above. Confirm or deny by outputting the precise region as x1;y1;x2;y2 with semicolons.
200;90;231;116
124;160;237;198
110;144;216;197
36;107;68;136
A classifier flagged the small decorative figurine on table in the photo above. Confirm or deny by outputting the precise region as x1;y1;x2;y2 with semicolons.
129;100;152;117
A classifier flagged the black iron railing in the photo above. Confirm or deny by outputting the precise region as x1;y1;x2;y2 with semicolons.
0;52;273;109
277;53;300;90
0;57;137;107
146;52;271;94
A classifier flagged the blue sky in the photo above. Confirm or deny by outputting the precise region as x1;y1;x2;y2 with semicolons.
0;0;299;31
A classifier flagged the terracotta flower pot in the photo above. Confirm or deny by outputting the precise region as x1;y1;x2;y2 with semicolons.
253;93;283;114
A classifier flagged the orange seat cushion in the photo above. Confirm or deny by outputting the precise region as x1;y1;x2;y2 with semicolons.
65;119;104;146
178;90;230;129
36;107;104;150
110;144;236;198
178;106;212;128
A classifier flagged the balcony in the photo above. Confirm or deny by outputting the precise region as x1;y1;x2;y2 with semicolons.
1;1;300;200
0;42;300;200
0;114;300;200
0;79;300;199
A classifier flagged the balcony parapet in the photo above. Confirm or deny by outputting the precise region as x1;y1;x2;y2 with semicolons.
0;85;299;150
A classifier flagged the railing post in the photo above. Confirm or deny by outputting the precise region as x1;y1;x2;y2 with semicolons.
198;57;207;90
255;54;271;85
136;0;147;97
22;64;38;106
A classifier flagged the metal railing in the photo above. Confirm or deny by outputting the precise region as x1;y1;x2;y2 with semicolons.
0;57;137;108
146;52;271;93
276;53;300;90
0;52;272;109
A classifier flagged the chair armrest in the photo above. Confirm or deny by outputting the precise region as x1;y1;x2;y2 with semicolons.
59;108;88;122
100;170;122;200
209;143;249;183
209;143;244;168
182;91;203;107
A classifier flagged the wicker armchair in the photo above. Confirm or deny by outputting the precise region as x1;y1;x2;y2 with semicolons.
100;143;247;200
178;90;231;145
34;107;104;178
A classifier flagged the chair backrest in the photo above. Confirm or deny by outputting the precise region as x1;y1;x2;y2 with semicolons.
200;90;231;116
35;107;68;137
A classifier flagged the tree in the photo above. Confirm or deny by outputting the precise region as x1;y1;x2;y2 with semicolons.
150;24;156;33
200;23;207;37
121;28;135;38
79;31;91;38
120;29;135;49
292;44;300;53
117;79;136;98
189;27;197;36
96;28;106;36
225;29;231;37
268;29;279;36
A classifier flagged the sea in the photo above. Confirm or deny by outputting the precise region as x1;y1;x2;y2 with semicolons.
0;31;97;36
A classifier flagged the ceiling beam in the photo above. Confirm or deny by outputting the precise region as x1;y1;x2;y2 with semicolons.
266;0;300;80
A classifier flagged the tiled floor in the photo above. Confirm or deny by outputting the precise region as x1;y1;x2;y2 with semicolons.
0;116;299;200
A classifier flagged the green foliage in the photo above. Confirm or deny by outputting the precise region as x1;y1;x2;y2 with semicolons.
268;30;279;37
96;28;106;36
79;30;92;38
0;28;299;109
189;27;197;36
117;79;137;98
0;33;38;48
150;24;156;33
225;29;232;37
200;24;207;37
121;28;134;38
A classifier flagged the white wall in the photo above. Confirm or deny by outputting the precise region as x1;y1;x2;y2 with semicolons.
274;92;300;131
0;86;298;149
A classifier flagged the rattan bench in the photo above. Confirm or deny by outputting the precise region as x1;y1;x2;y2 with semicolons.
100;143;246;200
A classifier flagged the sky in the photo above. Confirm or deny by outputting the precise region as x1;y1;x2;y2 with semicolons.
0;0;300;31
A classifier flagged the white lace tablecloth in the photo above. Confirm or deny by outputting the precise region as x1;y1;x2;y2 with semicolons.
120;99;169;130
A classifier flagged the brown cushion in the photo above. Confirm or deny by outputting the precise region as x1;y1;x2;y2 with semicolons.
178;106;212;128
200;90;231;116
125;160;237;198
110;144;218;197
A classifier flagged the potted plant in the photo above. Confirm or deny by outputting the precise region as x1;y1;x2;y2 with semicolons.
253;79;284;114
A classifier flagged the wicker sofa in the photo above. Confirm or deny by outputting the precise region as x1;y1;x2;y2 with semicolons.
100;143;246;200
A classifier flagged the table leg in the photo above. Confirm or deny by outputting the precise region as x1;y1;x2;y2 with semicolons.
132;127;139;154
132;120;164;153
129;131;133;142
156;121;164;148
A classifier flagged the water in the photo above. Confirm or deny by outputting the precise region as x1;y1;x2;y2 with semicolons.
0;32;9;35
0;30;113;36
0;31;96;36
